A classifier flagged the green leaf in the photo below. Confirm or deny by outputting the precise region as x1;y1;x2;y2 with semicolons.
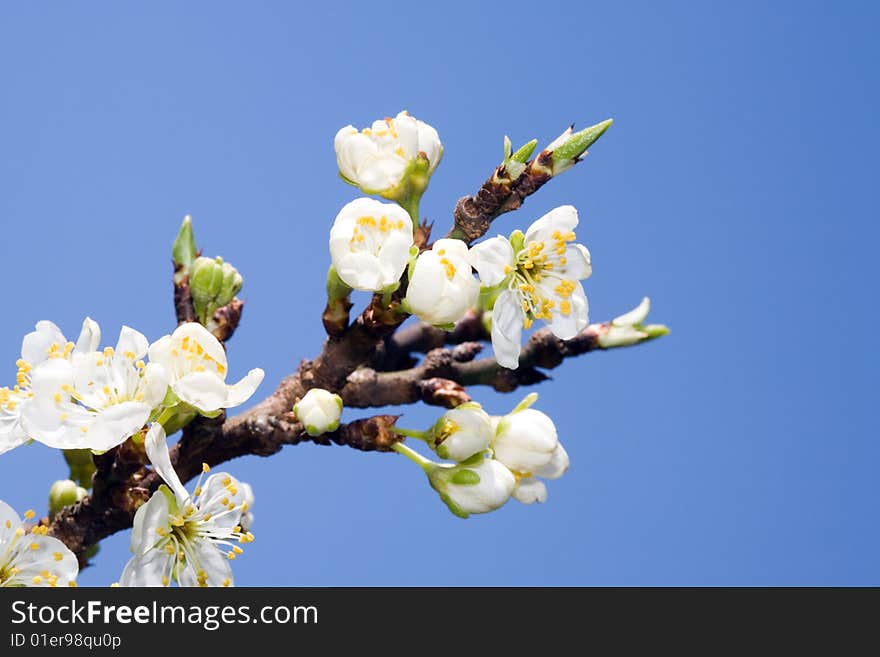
172;215;198;269
551;118;613;165
450;469;481;486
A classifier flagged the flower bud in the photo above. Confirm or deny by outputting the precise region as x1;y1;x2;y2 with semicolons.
548;118;613;176
427;456;516;518
190;256;243;325
427;402;493;462
172;215;198;270
294;388;343;437
405;239;479;327
49;479;87;516
492;402;559;473
598;297;670;348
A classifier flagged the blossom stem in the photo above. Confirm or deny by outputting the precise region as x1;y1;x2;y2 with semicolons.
399;194;420;228
391;427;428;441
392;442;433;472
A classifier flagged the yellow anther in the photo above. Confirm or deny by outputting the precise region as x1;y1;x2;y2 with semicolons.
240;502;249;513
96;359;104;367
24;509;35;520
15;527;25;537
135;360;146;370
123;351;136;360
194;486;202;497
165;544;175;555
202;463;211;474
53;393;62;403
222;476;232;487
439;258;456;279
222;578;231;587
68;580;77;587
203;513;212;521
162;575;170;586
227;552;237;560
221;498;229;506
560;300;572;316
59;413;68;422
29;542;40;551
523;317;534;330
156;527;167;536
32;576;42;584
103;347;115;358
4;519;10;529
80;426;88;434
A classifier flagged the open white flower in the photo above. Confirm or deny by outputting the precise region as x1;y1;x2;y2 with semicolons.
1;318;100;455
119;424;254;587
21;326;168;452
427;402;494;462
427;454;516;518
294;388;343;437
405;239;479;326
0;501;78;587
470;205;592;369
329;197;414;292
335;110;442;196
148;322;264;415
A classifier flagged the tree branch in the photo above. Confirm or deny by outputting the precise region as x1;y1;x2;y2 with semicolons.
48;412;402;563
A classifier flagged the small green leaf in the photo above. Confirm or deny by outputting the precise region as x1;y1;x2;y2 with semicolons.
172;215;198;269
552;118;613;165
511;139;538;163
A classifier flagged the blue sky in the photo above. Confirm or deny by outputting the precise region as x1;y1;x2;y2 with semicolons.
0;1;876;585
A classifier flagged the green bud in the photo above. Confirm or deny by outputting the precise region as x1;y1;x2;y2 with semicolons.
49;479;87;517
549;118;613;175
326;266;352;304
190;256;243;325
511;138;538;164
450;469;481;486
172;215;198;270
502;137;539;180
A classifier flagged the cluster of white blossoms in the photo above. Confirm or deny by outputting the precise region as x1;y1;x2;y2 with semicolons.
0;318;264;586
332;112;593;369
0;500;78;587
0;319;264;456
394;393;569;518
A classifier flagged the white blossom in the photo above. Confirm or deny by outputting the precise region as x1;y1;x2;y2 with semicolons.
148;322;264;415
1;319;99;455
294;388;343;437
427;455;516;518
21;325;168;452
0;501;78;587
427;402;493;462
470;205;592;369
328;197;414;292
119;424;254;587
335;110;442;196
405;239;479;326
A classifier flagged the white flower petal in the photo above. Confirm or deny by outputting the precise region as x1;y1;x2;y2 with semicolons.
612;297;651;327
547;282;589;340
563;243;592;280
524;205;579;246
84;402;151;452
119;550;175;587
130;487;172;555
334;251;385;291
178;539;233;587
140;363;170;408
0;500;21;545
534;443;570;480
198;472;246;535
144;424;189;504
75;317;101;354
377;230;415;287
225;368;264;408
171;323;228;374
491;290;524;369
493;408;558;473
7;534;79;586
512;477;548;504
21;321;66;365
115;326;149;360
172;372;229;413
469;236;515;287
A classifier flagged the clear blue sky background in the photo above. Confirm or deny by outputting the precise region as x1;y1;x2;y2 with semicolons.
1;1;876;586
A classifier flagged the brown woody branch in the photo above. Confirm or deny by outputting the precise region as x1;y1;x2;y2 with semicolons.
48;413;402;563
